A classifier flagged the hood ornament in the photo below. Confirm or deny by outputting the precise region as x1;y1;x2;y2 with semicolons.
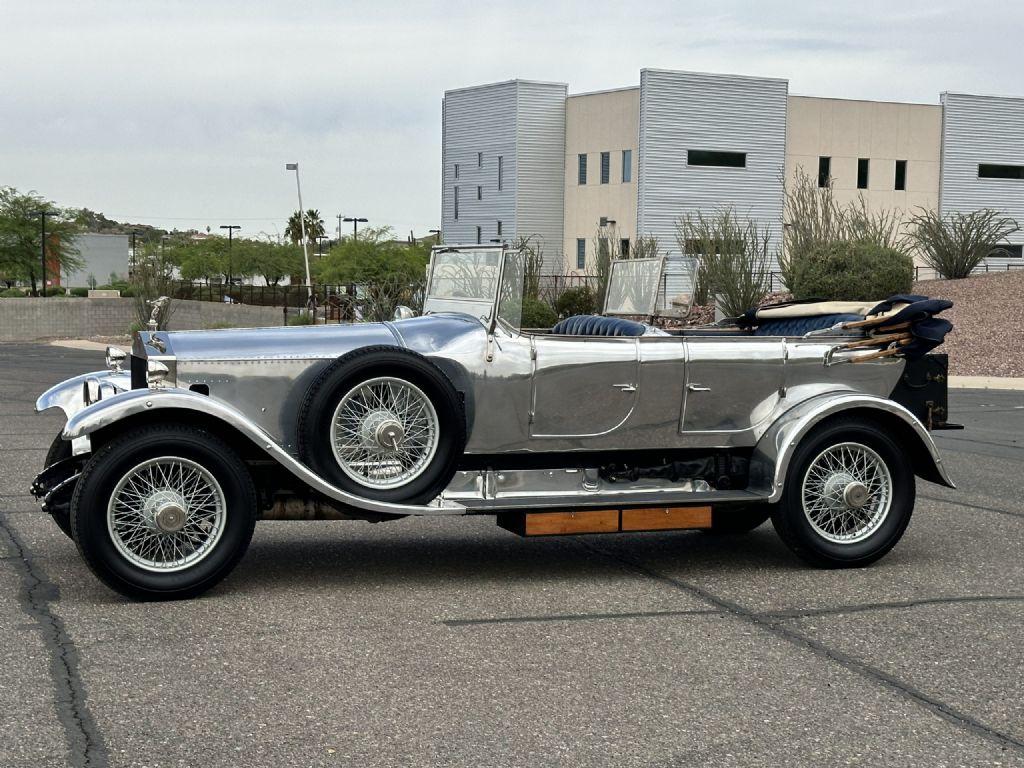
147;296;170;332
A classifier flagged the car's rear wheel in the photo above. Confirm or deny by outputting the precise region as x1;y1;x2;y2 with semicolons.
299;347;466;505
71;423;257;600
771;417;914;568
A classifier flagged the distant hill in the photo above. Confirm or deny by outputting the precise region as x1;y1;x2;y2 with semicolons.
71;209;169;243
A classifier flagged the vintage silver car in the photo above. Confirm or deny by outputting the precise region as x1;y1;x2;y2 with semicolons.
33;245;957;600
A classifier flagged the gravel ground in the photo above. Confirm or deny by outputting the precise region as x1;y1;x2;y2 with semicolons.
913;270;1024;377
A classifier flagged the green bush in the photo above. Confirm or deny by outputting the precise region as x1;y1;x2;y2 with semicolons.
1;288;27;297
520;298;558;329
69;287;90;297
287;312;316;326
789;241;913;301
554;286;597;318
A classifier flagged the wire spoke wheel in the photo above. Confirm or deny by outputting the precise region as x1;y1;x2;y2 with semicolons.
330;376;440;489
801;441;892;544
106;457;227;572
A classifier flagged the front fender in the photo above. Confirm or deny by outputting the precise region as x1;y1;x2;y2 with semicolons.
751;393;955;502
36;370;132;419
63;388;465;517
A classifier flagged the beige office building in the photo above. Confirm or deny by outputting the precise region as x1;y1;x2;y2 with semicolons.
442;70;1024;275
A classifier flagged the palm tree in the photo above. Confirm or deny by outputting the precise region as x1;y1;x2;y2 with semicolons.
285;209;326;245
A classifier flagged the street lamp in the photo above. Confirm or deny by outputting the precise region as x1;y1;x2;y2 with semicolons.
316;236;331;258
30;210;56;297
219;225;241;286
428;229;441;244
343;216;368;240
285;163;313;299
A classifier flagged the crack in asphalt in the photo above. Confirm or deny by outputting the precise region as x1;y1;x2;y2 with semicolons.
575;539;1024;756
0;512;109;768
444;594;1024;627
919;493;1024;520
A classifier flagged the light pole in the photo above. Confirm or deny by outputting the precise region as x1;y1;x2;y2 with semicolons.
343;216;368;240
31;210;55;297
317;236;331;258
337;213;344;242
285;163;313;299
428;228;441;244
219;225;241;286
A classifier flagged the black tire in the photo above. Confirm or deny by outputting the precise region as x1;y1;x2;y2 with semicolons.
703;503;772;535
70;423;257;601
298;346;466;505
770;417;914;568
43;433;75;539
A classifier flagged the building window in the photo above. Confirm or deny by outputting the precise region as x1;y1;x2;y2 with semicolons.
895;160;907;191
979;164;1024;180
578;154;588;185
497;156;503;190
454;163;459;179
818;157;831;188
991;244;1023;258
620;238;630;257
454;187;459;220
622;149;632;183
687;150;746;168
576;239;586;270
475;226;481;245
477;185;482;201
477;152;483;168
857;158;870;190
600;152;610;184
497;220;502;237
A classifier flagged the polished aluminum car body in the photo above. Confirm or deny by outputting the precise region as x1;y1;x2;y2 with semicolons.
36;246;954;520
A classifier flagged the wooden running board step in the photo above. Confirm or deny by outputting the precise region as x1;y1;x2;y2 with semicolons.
497;506;713;537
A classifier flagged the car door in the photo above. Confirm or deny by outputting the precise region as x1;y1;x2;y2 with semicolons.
530;336;639;438
680;338;785;434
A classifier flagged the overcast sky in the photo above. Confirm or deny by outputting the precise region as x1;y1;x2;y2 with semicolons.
3;0;1021;239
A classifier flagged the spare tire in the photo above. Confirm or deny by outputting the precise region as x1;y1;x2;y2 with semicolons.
298;346;466;505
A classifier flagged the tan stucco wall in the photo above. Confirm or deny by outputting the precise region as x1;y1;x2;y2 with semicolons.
786;96;942;243
563;87;639;273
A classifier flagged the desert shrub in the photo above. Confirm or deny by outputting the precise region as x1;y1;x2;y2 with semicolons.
789;241;913;301
287;312;315;326
676;209;772;318
905;208;1020;279
0;287;26;297
555;286;597;317
69;287;89;297
520;298;557;329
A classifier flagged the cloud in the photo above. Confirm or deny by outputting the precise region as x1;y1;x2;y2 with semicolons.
2;0;1021;235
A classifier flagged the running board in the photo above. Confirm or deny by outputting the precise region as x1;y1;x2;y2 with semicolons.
443;468;768;512
498;506;713;536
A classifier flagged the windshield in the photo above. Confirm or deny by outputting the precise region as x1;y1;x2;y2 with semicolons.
423;247;504;320
604;258;662;316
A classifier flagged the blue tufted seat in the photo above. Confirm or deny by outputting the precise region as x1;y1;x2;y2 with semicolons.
550;314;648;337
752;313;863;336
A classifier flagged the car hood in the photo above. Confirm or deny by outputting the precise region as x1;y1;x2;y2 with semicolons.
133;312;486;361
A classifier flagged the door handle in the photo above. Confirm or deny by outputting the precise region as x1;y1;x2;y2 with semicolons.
687;383;711;392
613;383;636;392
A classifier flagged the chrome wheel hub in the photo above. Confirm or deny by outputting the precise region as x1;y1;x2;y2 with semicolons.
107;457;226;572
801;442;892;544
330;377;439;490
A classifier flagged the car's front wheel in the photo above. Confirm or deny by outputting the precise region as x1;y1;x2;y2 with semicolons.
71;423;257;600
771;417;914;568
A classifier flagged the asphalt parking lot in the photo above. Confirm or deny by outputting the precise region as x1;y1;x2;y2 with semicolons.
1;342;1022;768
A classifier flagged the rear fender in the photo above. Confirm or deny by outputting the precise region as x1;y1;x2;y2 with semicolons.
751;393;955;501
63;388;465;517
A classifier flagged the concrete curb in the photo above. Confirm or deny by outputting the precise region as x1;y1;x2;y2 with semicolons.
949;376;1024;391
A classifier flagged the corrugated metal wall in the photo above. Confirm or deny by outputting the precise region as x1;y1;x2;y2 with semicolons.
637;69;788;258
940;92;1024;268
515;82;567;275
441;81;518;246
441;80;566;268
